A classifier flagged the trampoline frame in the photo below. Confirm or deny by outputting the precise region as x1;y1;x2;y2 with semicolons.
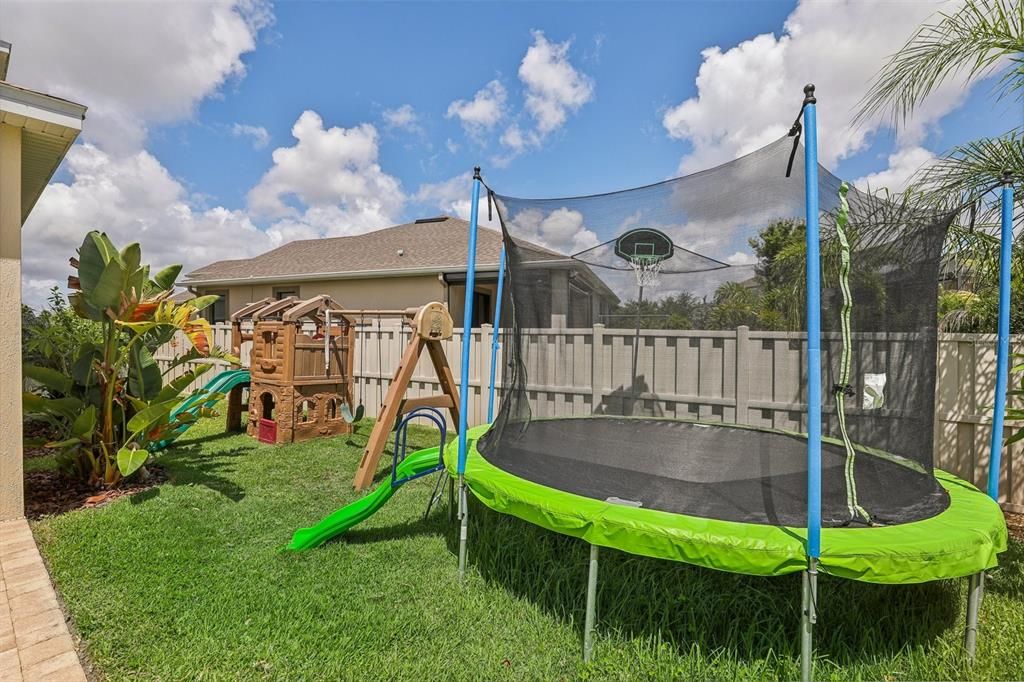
452;85;1016;681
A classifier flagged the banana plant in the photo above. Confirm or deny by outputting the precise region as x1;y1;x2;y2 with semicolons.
23;231;236;486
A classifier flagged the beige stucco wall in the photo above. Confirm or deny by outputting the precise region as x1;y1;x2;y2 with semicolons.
0;123;23;520
198;274;470;318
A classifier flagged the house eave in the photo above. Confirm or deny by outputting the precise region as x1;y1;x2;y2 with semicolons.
0;80;87;222
0;82;87;131
182;263;503;288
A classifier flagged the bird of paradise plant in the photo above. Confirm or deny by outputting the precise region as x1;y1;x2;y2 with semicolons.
23;231;236;486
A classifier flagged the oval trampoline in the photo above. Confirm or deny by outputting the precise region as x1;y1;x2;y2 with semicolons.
445;421;1005;584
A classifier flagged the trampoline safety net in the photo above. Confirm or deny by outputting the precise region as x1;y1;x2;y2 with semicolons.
480;136;954;528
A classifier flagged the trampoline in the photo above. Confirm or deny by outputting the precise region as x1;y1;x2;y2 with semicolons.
447;85;1012;678
444;423;1004;583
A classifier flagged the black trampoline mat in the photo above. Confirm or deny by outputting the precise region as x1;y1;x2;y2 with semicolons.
478;418;950;527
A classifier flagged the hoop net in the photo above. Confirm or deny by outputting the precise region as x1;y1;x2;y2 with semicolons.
628;255;665;288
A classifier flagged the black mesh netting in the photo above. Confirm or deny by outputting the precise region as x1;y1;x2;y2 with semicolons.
479;136;954;528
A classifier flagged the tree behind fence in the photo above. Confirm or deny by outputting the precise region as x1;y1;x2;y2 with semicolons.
155;323;1023;512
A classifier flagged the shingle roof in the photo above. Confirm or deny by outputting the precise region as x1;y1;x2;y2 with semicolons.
184;216;563;284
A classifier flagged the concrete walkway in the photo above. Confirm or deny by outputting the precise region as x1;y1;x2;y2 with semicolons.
0;519;86;681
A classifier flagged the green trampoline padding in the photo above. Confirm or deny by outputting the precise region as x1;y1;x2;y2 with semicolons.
445;425;1007;584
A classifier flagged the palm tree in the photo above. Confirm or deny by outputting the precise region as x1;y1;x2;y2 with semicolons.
857;0;1024;439
855;0;1023;213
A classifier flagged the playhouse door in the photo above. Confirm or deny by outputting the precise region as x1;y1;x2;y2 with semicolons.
258;418;277;444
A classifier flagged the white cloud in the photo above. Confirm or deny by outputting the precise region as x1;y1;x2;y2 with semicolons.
445;138;460;154
662;0;971;177
503;206;599;255
247;110;405;234
853;146;936;193
446;80;508;136
4;0;272;154
231;123;270;149
519;30;595;135
726;251;757;266
21;145;273;308
499;124;541;153
382;104;421;133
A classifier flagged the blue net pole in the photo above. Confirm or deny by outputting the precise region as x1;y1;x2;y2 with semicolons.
802;87;822;560
988;172;1015;500
457;168;482;476
486;246;507;423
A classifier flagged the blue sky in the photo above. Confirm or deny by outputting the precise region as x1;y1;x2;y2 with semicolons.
7;0;1016;306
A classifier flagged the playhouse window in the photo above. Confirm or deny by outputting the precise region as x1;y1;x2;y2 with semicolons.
260;392;276;420
326;398;339;420
297;399;315;423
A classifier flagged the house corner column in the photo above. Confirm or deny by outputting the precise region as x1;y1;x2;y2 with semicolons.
551;270;569;329
0;123;24;521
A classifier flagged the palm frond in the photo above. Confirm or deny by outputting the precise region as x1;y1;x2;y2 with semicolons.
855;0;1024;128
908;132;1024;220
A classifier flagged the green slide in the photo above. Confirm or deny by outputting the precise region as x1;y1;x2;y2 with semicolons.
287;446;444;551
152;368;251;451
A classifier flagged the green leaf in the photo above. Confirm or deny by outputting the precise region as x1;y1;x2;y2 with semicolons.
45;438;83;450
116;321;160;335
120;243;141;274
128;344;162;400
88;258;125;311
22;393;83;419
154;364;212;403
22;364;72;394
70;405;96;438
68;292;105;322
189;295;220;312
151;264;183;292
127;401;176;433
77;232;110;293
174;412;197;424
116;445;149;477
72;344;101;386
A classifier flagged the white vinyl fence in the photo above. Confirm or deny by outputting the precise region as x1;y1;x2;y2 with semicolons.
155;324;1024;512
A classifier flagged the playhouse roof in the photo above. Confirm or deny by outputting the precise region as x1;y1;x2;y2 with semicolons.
183;216;564;286
231;294;352;324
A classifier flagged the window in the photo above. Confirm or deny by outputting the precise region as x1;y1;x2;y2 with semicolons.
204;290;228;323
568;283;592;328
472;289;492;327
274;287;298;300
262;330;276;359
260;392;276;420
325;398;339;420
297;399;316;423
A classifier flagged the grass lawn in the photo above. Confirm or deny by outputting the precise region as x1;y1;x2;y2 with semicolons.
32;414;1024;681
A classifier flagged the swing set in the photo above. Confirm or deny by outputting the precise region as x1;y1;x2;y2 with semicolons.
349;302;459;490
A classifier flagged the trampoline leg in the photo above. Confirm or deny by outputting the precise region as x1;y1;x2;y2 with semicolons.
800;558;818;682
457;476;469;582
583;544;599;663
447;476;456;524
964;571;985;659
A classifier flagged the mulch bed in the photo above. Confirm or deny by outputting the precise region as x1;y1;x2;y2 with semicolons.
1005;511;1024;542
24;466;168;520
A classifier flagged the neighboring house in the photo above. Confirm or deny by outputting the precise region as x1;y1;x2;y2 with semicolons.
183;216;618;328
1;40;87;520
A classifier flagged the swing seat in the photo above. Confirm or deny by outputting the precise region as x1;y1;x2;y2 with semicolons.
340;403;365;424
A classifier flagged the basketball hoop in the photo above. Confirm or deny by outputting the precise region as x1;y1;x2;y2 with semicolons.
614;228;673;290
627;254;665;288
